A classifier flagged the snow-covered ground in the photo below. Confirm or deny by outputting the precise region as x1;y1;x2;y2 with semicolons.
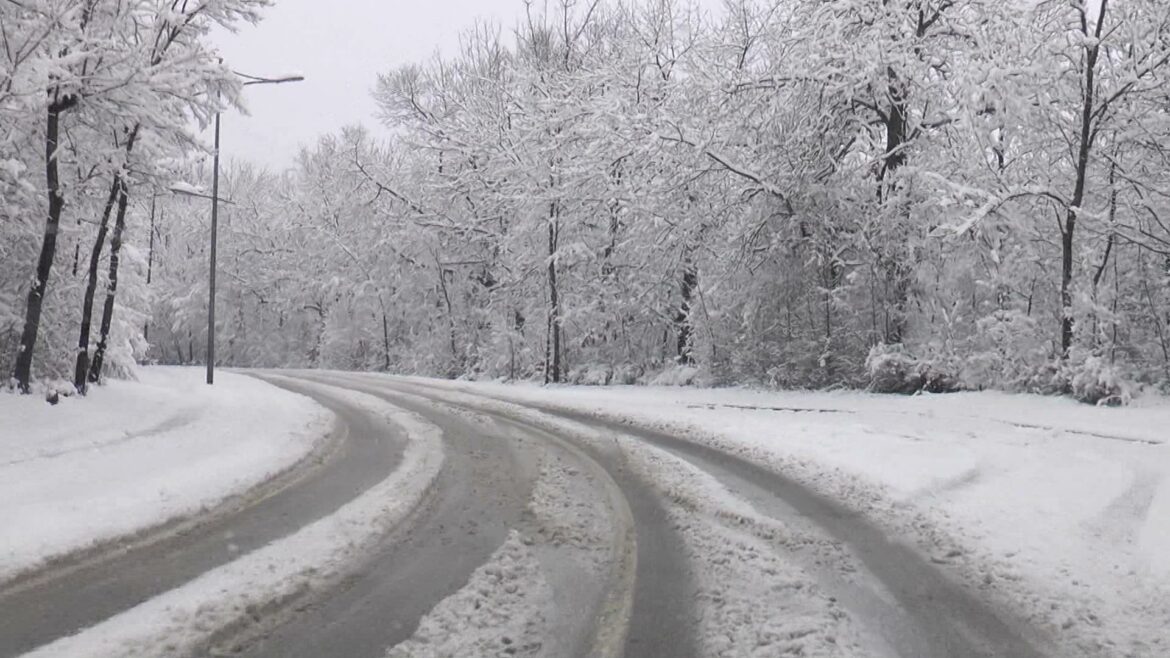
20;379;444;658
8;368;1167;656
0;366;332;584
414;378;1170;657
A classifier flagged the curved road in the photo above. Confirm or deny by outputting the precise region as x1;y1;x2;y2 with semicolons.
0;371;1052;658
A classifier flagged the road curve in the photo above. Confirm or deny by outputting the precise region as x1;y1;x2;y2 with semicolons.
579;409;1048;658
365;374;701;658
376;375;1054;658
3;371;1055;658
0;377;406;657
212;375;542;657
222;371;698;658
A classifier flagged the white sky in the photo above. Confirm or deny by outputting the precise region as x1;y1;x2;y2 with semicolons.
210;0;537;171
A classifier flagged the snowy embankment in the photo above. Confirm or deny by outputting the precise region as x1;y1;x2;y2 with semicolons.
20;379;444;658
0;366;332;584
415;378;1170;658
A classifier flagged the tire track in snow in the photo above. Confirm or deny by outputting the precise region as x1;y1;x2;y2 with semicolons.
216;375;542;658
1085;470;1161;546
380;418;633;658
913;465;984;502
392;377;1054;658
362;376;699;658
558;409;1051;657
0;410;198;468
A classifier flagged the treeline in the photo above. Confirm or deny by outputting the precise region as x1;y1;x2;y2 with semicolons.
9;0;1170;404
1;0;265;393
152;0;1170;402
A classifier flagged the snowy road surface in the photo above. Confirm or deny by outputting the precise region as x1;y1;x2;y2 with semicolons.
0;368;331;586
5;370;1160;656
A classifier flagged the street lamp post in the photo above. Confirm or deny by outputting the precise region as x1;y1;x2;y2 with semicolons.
205;71;303;385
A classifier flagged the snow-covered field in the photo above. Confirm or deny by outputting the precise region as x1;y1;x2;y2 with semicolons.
415;378;1170;657
0;367;332;584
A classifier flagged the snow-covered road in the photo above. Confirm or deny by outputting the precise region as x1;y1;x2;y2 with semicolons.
418;378;1170;658
379;376;1051;658
4;369;1163;657
0;368;331;586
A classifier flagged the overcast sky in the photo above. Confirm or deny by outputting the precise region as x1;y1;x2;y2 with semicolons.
210;0;539;171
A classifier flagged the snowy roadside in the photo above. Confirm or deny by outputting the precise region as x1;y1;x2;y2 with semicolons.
405;377;1170;658
0;366;333;585
19;381;444;658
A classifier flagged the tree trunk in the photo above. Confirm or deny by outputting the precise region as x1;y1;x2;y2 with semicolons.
73;175;124;393
1062;3;1106;357
878;66;910;344
71;222;81;277
433;255;459;374
12;95;73;393
88;177;131;384
545;202;562;384
76;127;139;392
881;67;908;192
144;197;157;345
1090;164;1117;347
674;258;697;364
381;311;391;371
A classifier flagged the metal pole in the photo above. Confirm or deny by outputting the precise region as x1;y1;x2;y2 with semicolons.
207;107;220;385
145;196;156;343
202;73;300;385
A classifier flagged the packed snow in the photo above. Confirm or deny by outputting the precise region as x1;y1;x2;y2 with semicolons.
521;432;634;657
620;437;865;657
386;530;553;658
405;377;1170;658
381;400;632;658
0;366;331;584
20;380;444;658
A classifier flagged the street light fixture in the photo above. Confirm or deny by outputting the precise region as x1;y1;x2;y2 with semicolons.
168;183;236;205
204;71;303;385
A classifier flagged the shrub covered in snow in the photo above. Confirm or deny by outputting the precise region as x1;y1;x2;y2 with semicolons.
962;310;1052;391
564;362;653;386
611;363;643;385
953;311;1132;404
648;364;702;386
1063;352;1133;406
866;343;961;395
567;363;613;386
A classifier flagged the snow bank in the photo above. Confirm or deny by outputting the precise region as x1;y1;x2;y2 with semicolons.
405;378;1170;658
0;366;332;583
20;381;444;658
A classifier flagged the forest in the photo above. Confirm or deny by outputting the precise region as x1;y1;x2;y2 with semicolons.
4;0;1170;404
